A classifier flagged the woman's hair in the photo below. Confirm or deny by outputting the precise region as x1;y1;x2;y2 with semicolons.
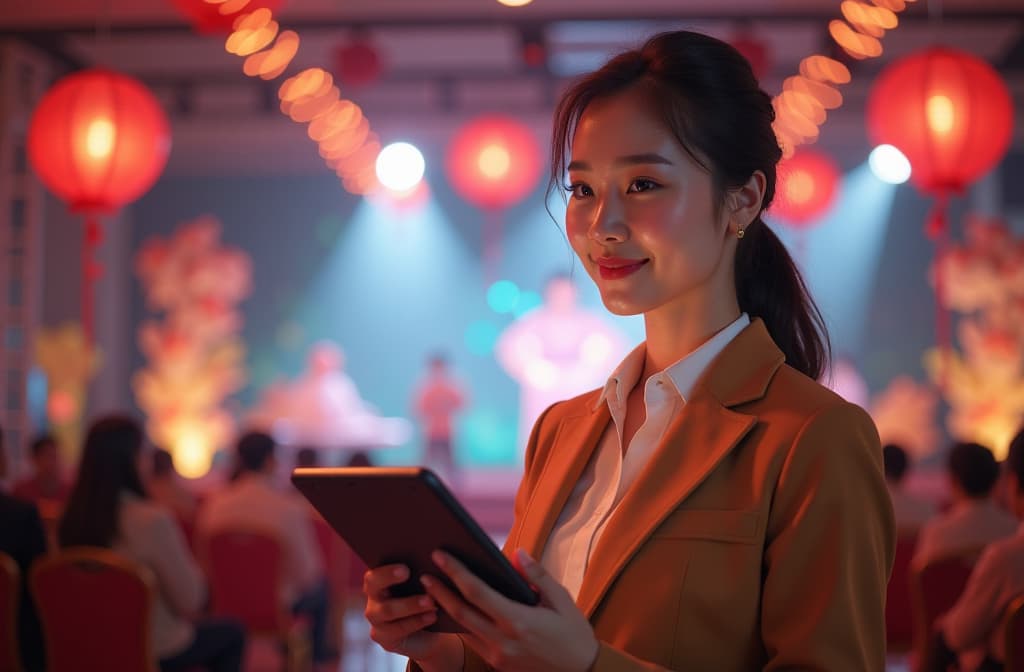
550;30;829;379
59;415;147;548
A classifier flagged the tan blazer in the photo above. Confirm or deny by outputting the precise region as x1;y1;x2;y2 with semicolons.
449;319;894;671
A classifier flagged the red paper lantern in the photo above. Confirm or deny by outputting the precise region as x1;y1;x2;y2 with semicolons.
730;31;771;82
446;116;542;211
28;69;171;342
867;48;1014;381
334;39;383;88
769;150;841;228
867;47;1013;200
169;0;285;34
28;69;171;214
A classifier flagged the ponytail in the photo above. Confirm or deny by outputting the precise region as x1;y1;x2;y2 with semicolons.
735;217;830;379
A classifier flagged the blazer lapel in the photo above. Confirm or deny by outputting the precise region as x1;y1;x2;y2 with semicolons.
575;318;786;617
575;398;756;617
514;403;612;560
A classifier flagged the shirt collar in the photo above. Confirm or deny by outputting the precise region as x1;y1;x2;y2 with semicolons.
595;313;750;410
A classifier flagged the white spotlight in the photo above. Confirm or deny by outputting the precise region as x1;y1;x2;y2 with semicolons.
869;144;911;185
376;142;426;192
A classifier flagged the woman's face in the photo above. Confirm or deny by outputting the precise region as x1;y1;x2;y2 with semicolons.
564;88;735;317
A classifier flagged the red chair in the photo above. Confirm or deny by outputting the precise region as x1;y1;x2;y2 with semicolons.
0;553;20;672
1005;595;1024;672
910;551;978;672
30;547;157;672
887;534;917;653
176;514;198;554
202;529;311;672
310;514;346;655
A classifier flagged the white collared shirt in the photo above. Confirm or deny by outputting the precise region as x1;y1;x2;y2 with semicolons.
541;314;751;600
913;498;1017;567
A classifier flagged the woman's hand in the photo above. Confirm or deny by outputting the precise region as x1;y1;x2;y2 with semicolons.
422;548;599;672
363;564;463;671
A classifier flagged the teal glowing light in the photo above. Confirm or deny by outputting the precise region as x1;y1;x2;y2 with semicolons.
486;280;521;314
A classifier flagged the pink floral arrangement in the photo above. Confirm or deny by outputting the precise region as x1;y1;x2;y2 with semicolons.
132;216;251;477
925;215;1024;458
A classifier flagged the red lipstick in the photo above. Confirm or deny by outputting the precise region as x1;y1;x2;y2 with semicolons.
595;256;649;280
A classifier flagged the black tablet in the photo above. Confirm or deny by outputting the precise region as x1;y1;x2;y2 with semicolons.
291;466;540;633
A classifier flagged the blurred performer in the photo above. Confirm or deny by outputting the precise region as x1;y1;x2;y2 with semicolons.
413;353;466;485
249;341;411;460
496;275;628;460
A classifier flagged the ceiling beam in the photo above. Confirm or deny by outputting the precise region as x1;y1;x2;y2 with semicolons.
2;7;1023;35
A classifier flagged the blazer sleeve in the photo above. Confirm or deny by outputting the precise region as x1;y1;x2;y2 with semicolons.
760;401;895;671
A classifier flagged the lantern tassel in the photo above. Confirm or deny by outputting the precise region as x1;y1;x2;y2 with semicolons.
929;194;951;391
82;217;104;345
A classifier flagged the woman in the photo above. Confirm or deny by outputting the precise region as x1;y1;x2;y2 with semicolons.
363;31;895;671
59;416;245;672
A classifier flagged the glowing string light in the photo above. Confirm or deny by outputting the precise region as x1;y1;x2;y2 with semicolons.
205;1;381;194
771;0;915;157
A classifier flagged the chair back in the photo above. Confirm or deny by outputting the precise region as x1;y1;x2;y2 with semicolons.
311;514;334;574
30;547;156;672
1005;595;1024;672
886;534;917;653
176;514;198;553
0;553;20;672
204;529;286;635
911;551;977;672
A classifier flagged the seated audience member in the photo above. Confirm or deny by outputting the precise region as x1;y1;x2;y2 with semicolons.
915;442;1017;567
295;446;320;469
0;424;47;672
884;443;936;534
197;431;330;664
147;449;198;522
59;416;244;672
12;435;72;506
347;452;372;467
929;428;1024;672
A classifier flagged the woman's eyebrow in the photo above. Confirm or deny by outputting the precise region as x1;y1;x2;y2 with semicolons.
568;153;675;172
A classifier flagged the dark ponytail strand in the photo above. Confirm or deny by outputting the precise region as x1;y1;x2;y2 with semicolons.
735;218;829;380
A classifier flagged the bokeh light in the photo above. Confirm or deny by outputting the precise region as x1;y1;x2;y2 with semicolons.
376;141;426;192
869;144;911;185
487;280;521;314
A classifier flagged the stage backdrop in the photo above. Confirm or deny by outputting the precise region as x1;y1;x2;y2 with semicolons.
126;152;1010;468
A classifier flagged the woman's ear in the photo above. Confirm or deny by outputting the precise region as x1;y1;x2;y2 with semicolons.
727;170;767;234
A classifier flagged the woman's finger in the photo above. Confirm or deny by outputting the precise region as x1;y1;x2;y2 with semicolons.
431;551;524;627
421;574;506;642
365;593;436;625
370;610;438;650
363;564;411;600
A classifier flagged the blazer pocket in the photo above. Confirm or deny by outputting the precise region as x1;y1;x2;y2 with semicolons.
652;509;759;544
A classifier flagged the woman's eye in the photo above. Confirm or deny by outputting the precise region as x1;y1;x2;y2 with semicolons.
628;178;660;193
565;183;593;199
